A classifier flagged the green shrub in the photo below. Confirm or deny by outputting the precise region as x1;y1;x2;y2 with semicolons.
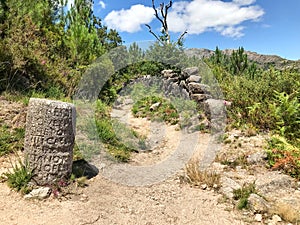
1;155;33;194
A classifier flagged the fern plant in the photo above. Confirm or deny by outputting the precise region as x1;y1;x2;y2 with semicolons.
271;91;300;143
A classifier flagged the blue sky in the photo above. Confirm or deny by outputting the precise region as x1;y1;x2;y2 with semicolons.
77;0;300;60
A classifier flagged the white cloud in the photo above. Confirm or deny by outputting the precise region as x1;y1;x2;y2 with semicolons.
104;5;154;33
99;1;106;9
104;0;264;38
233;0;256;6
217;26;245;38
168;0;264;38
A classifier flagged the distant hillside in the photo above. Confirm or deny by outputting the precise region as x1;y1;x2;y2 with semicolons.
185;48;300;70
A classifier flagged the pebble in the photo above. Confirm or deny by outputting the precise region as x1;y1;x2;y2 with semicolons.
24;187;51;200
201;184;207;190
254;214;263;222
272;214;282;222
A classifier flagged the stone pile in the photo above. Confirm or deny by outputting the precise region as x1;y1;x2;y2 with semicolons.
127;67;227;131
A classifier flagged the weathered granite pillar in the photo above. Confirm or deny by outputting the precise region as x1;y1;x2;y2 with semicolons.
24;98;76;185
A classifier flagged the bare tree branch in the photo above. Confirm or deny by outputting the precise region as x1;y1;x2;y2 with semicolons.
145;24;164;45
152;0;164;25
177;30;188;45
148;0;185;45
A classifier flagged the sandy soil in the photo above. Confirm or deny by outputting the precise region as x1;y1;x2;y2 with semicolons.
0;97;248;225
0;166;246;225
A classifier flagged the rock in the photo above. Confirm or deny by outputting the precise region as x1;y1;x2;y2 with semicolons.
181;67;199;79
223;100;232;108
24;187;51;200
188;82;210;94
191;94;212;102
256;172;294;195
219;176;241;199
24;98;76;185
180;88;190;99
72;159;99;179
123;98;134;105
170;83;181;97
179;80;188;90
201;184;207;190
167;77;179;83
248;193;270;213
272;215;282;222
187;75;201;83
203;99;226;120
273;196;300;223
150;102;161;111
247;152;268;165
254;214;263;222
161;69;176;78
199;118;210;129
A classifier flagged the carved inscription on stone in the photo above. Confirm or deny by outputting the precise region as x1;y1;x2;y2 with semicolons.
24;98;76;185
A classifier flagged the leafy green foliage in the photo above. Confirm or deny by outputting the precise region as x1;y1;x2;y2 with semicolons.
208;46;300;178
0;0;122;96
209;47;300;131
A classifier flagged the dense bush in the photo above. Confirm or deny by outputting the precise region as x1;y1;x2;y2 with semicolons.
0;0;122;96
208;47;300;178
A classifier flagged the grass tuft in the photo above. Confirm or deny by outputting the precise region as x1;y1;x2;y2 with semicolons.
1;153;33;194
233;182;257;210
0;125;25;156
183;160;221;188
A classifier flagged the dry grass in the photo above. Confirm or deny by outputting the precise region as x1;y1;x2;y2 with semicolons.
183;160;221;188
272;202;300;224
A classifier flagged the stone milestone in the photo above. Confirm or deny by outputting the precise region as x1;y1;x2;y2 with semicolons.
24;98;76;185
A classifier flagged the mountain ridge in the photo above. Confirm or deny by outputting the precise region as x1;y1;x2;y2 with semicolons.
185;48;300;70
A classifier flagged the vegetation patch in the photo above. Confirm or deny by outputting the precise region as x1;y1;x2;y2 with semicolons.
266;136;300;179
95;100;146;162
219;155;248;169
233;182;257;210
1;154;33;194
132;95;179;125
0;125;25;156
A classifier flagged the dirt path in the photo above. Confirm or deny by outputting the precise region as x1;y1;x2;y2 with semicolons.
0;97;245;225
0;173;246;225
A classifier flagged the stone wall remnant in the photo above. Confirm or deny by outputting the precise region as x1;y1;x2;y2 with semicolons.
24;98;76;185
